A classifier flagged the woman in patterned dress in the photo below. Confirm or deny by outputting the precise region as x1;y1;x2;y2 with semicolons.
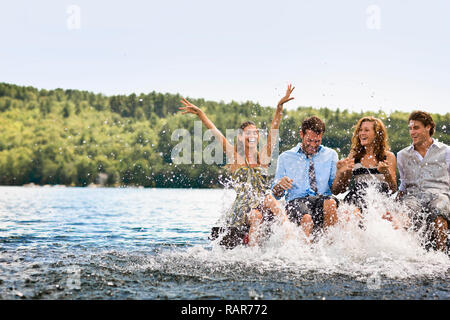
179;85;295;246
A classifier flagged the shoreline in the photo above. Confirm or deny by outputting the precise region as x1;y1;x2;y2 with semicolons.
1;183;224;189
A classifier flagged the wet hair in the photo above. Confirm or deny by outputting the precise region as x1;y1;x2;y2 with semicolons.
350;116;390;162
301;116;326;135
408;110;435;136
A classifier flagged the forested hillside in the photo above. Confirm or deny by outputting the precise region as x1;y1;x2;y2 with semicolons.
0;82;448;187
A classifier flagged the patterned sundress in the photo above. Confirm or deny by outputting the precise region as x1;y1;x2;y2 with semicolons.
224;158;270;228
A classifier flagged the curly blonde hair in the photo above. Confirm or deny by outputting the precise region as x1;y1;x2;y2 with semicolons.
350;116;390;162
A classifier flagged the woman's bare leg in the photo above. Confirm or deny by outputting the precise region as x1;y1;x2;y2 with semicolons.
247;209;263;246
341;207;361;223
382;210;411;230
263;193;288;223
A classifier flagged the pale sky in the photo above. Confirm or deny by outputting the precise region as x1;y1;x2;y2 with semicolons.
1;0;449;115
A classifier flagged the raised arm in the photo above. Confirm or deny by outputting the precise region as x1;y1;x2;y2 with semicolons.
179;98;236;161
260;84;295;165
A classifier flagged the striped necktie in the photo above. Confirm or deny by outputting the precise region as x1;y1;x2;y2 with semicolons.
307;154;318;193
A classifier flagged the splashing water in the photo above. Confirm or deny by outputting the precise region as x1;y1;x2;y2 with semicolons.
166;184;448;286
0;187;448;299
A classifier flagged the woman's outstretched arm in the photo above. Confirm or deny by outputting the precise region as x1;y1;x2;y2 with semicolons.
179;98;236;161
260;84;295;166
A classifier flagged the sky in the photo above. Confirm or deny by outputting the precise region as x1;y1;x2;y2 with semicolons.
1;0;449;115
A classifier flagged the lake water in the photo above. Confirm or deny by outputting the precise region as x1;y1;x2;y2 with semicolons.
0;186;448;300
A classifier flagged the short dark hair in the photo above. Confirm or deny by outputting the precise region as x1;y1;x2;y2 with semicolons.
408;110;435;136
238;120;256;131
301;116;325;135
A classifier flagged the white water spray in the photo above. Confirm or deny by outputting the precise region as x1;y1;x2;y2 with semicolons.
165;184;449;284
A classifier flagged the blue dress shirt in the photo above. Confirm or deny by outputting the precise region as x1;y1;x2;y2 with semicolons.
272;143;338;202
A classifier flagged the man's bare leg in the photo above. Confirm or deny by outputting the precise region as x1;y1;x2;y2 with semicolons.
323;198;338;228
300;214;314;241
433;216;448;251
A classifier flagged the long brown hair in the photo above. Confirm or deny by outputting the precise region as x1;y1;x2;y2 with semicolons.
350;116;390;162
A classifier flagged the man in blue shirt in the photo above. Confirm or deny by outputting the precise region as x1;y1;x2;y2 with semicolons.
272;116;339;240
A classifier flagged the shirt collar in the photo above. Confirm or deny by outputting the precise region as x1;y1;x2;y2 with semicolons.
296;143;323;157
408;138;438;152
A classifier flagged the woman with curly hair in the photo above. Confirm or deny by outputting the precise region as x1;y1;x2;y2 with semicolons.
331;116;397;214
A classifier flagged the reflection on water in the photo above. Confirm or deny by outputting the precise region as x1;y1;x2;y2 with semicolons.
0;186;448;299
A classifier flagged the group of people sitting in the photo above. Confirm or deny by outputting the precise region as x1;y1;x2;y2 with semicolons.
179;85;450;252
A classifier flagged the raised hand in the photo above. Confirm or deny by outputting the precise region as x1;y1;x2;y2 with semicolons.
179;96;236;161
377;160;390;174
277;84;295;107
272;176;293;198
277;176;294;190
179;97;202;116
262;84;295;166
337;157;354;173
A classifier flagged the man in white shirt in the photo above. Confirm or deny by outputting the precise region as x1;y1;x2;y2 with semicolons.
397;111;450;252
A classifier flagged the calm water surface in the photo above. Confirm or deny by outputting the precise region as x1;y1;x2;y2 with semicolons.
0;186;448;299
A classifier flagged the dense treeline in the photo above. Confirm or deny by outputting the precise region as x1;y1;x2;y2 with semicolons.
0;82;449;187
